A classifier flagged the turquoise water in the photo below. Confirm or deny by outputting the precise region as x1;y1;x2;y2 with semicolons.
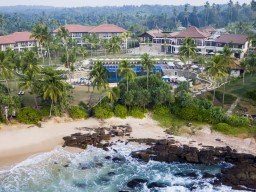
0;142;248;192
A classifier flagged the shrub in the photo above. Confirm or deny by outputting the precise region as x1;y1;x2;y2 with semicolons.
175;106;200;121
40;107;50;117
213;123;233;134
153;105;170;116
226;114;250;127
94;105;114;119
246;90;256;101
17;107;41;124
130;107;145;119
114;105;128;119
69;106;87;119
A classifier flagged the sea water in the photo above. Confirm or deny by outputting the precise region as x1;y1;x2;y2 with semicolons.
0;142;249;192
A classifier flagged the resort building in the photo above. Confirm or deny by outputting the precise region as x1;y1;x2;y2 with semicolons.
139;26;249;59
0;32;37;52
53;24;127;46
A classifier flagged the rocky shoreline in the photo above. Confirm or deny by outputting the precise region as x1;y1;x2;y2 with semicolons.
62;126;256;191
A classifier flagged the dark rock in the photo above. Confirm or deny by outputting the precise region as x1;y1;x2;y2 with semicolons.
202;172;215;179
215;138;221;142
147;182;168;188
175;172;198;178
127;178;148;188
105;156;111;160
74;182;86;188
63;164;69;168
112;157;125;163
107;172;115;176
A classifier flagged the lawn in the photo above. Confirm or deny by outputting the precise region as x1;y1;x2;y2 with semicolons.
221;75;256;99
4;80;102;108
152;113;206;136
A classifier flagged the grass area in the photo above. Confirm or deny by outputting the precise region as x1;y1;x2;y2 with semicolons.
3;81;102;107
218;75;256;99
212;123;256;138
214;90;237;105
152;113;206;136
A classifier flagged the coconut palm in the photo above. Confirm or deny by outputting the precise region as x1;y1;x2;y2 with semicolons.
0;51;14;94
19;73;39;108
206;55;228;104
107;36;122;55
118;60;136;92
121;32;130;54
101;85;119;103
20;50;41;75
89;61;109;105
42;70;66;117
57;26;70;64
179;37;198;68
83;33;99;57
140;53;154;89
30;24;52;65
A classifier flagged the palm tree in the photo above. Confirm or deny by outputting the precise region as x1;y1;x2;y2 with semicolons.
0;51;14;94
107;36;122;55
140;53;154;89
118;60;135;92
101;85;119;103
57;26;70;64
206;55;228;104
204;1;210;26
179;37;198;68
19;73;39;108
89;61;109;105
83;33;99;57
30;24;52;65
42;70;66;117
20;50;41;75
121;32;130;54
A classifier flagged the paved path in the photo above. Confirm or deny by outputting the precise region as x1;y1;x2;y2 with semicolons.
226;97;240;116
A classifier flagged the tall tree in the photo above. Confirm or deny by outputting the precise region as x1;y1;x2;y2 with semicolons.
83;33;99;57
118;60;136;92
30;24;52;65
206;55;228;104
107;35;122;55
140;53;154;89
42;69;66;117
179;37;198;68
0;51;14;94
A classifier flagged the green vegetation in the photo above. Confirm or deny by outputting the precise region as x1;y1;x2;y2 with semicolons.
0;2;255;36
213;123;256;137
214;90;237;104
130;107;145;119
114;104;128;119
17;107;41;124
94;105;114;119
68;106;87;119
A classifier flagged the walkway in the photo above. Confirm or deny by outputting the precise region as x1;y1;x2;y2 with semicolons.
226;97;240;116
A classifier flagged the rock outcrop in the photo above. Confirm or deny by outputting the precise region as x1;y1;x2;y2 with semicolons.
130;139;256;190
63;125;132;149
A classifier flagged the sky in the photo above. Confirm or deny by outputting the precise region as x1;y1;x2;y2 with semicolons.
0;0;252;7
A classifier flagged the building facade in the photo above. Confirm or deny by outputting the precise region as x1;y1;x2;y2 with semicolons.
139;26;249;59
53;24;127;46
0;32;37;52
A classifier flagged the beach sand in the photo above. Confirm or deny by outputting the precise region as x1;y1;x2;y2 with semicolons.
0;115;256;167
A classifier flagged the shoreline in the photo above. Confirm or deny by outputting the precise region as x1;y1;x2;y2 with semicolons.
0;115;256;167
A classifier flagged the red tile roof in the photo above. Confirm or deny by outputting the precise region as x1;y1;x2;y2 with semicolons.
174;26;210;38
215;34;248;45
53;24;127;34
53;24;95;33
7;32;36;42
88;24;127;33
202;26;217;33
0;36;15;45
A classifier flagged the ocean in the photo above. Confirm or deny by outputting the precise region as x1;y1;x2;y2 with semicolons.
0;142;248;192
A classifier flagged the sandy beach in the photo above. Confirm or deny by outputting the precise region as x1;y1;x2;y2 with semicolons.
0;115;256;167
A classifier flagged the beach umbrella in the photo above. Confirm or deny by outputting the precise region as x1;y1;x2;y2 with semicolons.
177;76;187;82
167;62;175;67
